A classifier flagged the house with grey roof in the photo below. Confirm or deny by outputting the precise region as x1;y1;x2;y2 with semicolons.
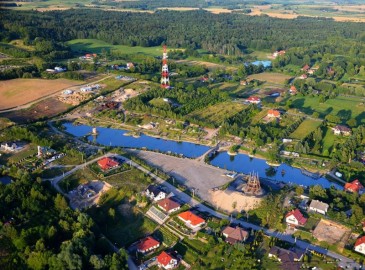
309;199;329;215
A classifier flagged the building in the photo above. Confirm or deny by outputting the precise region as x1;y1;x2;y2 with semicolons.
299;74;308;79
136;236;160;254
332;125;352;136
344;179;364;194
222;226;249;244
157;251;178;269
97;157;119;171
301;64;310;72
146;185;166;201
178;211;205;229
0;142;22;152
289;85;297;95
126;62;134;69
272;50;286;58
309;200;329;215
246;96;261;104
269;246;304;270
354;236;365;255
267;109;281;118
285;209;307;227
157;198;181;214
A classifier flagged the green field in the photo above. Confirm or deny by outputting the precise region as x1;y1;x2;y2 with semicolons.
187;101;244;126
290;119;322;140
67;39;166;57
290;96;365;125
322;126;337;155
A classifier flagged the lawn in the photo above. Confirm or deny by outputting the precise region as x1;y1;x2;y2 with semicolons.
248;72;292;85
153;226;179;246
7;144;37;164
290;119;322;140
322;126;338;155
67;39;166;57
290;96;365;125
58;167;95;193
187;101;244;126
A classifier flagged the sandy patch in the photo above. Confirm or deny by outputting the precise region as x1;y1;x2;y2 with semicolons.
210;189;262;212
312;219;351;250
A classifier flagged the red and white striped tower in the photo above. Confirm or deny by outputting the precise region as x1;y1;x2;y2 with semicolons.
160;45;170;89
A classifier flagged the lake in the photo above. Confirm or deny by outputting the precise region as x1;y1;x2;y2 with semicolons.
63;123;342;189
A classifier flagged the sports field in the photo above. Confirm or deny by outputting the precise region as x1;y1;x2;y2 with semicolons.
0;78;79;110
290;119;322;140
67;39;165;57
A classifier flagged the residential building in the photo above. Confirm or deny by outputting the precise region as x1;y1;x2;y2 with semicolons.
354;236;365;255
178;211;205;229
268;246;305;262
136;236;160;254
146;185;166;201
301;64;310;72
157;198;181;214
0;142;22;152
97;157;119;171
222;226;249;244
309;200;329;215
267;109;281;118
289;85;297;95
285;209;307;227
299;74;308;79
157;251;178;269
246;96;261;104
272;50;286;58
332;125;352;136
344;179;364;194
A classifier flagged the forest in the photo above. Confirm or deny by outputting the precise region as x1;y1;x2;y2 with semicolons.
1;9;365;56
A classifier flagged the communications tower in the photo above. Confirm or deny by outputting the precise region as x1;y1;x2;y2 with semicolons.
160;45;170;89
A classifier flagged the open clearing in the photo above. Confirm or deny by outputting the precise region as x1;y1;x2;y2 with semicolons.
290;119;322;140
290;96;365;125
312;219;351;249
0;78;78;110
187;101;244;126
67;39;165;57
248;72;292;85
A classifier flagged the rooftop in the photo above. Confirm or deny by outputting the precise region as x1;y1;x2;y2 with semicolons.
178;211;205;226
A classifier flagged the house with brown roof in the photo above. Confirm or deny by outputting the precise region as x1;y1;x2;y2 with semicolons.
301;64;310;72
289;85;297;95
136;236;160;254
222;226;249;244
157;251;178;269
332;125;352;136
267;109;281;118
285;209;307;227
344;179;364;194
178;211;205;229
157;198;181;214
269;246;305;262
354;236;365;255
97;157;120;171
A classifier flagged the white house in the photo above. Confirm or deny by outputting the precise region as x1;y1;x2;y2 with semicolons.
157;251;178;269
309;200;329;215
0;142;23;152
354;236;365;255
285;209;307;227
145;185;166;201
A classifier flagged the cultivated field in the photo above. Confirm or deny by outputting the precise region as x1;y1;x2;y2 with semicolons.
290;96;365;125
67;39;165;57
248;72;292;85
312;219;351;249
187;101;244;126
290;119;322;140
0;78;79;110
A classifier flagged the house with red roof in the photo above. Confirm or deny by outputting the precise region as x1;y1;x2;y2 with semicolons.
97;157;120;171
136;236;160;254
157;251;178;269
178;211;205;229
289;85;297;95
272;50;286;58
354;236;365;255
267;109;281;118
246;96;261;104
285;209;307;228
158;198;181;214
344;180;364;194
301;64;310;72
222;226;249;244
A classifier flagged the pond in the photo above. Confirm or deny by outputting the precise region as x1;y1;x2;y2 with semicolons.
63;123;342;189
63;123;210;158
210;152;342;189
